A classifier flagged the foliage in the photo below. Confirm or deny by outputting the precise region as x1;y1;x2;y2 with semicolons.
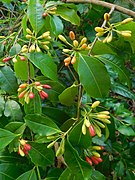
0;0;135;179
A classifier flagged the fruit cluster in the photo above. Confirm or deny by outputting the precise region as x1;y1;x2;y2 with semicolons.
95;13;133;43
58;31;90;66
82;101;111;137
18;81;51;104
85;145;104;166
42;6;57;17
18;139;31;156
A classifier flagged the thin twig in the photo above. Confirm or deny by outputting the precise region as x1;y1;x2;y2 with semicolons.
88;5;115;56
64;0;135;17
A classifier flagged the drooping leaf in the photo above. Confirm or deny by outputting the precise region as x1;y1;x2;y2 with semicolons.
27;0;45;34
59;83;78;106
0;66;18;95
117;126;135;136
4;99;23;121
28;142;54;167
25;114;61;136
0;128;16;151
78;54;110;98
111;83;135;100
97;54;130;87
64;139;92;179
16;169;37;180
56;6;80;26
14;58;34;81
27;53;58;81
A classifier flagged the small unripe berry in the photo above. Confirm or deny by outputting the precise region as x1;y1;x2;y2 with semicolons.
29;92;35;99
42;12;48;18
20;56;26;61
3;57;11;62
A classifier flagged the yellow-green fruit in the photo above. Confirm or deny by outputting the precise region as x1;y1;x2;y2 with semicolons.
21;48;28;53
26;28;32;35
104;13;110;21
99;111;110;115
81;43;87;49
95;27;104;32
98;118;111;124
12;57;17;63
121;18;133;24
82;124;86;135
58;35;68;43
121;32;131;37
71;55;76;64
42;31;50;38
91;101;100;108
107;33;112;43
94;120;105;128
96;32;104;37
29;44;35;52
26;34;32;39
41;41;50;45
36;45;41;52
73;40;78;47
96;114;110;119
80;37;87;46
92;151;101;158
84;119;90;128
92;146;102;150
63;49;71;53
43;45;49;50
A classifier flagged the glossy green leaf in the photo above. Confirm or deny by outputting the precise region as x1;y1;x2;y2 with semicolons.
59;83;78;106
22;14;27;36
14;58;34;81
117;126;135;136
28;142;54;167
24;89;42;114
111;83;135;100
78;54;110;98
45;168;63;180
115;161;125;177
105;124;109;140
25;114;61;136
0;163;22;179
9;43;21;56
0;96;5;117
56;6;80;26
0;128;16;151
4;99;22;121
58;168;75;180
16;169;37;180
27;53;58;81
90;170;105;180
50;16;63;37
69;120;92;148
0;66;18;95
27;0;45;34
64;140;92;179
97;54;130;87
4;122;25;134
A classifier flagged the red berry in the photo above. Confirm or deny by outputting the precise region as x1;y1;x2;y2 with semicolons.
19;83;27;88
89;125;96;137
100;146;104;150
24;143;31;151
42;12;48;18
35;82;40;86
39;91;45;100
20;56;26;61
3;57;11;62
41;91;48;98
23;148;28;155
42;84;51;89
29;92;35;99
91;156;99;165
18;91;26;98
94;156;103;163
86;156;93;166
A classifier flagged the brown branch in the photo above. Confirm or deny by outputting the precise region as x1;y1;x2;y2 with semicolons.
65;0;135;17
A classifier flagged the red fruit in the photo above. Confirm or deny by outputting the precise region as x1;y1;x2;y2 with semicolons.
20;56;26;61
89;124;96;137
93;156;103;163
19;83;27;88
100;146;104;150
35;81;40;86
42;12;48;18
29;92;35;99
86;156;93;166
18;91;26;98
22;148;28;155
42;84;51;89
39;91;45;100
3;57;11;62
24;143;31;151
91;156;99;165
41;91;48;98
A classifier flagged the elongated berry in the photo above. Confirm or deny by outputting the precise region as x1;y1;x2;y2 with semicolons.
121;18;133;24
80;37;87;46
19;83;27;88
18;91;26;98
73;40;78;47
71;55;76;64
95;27;104;32
64;57;71;63
104;13;110;21
26;28;32;35
35;81;40;86
81;43;87;49
42;84;51;89
3;57;11;62
91;101;100;108
91;156;99;165
58;35;68;43
69;31;75;40
92;151;100;158
89;124;96;137
86;156;93;166
92;156;103;163
24;143;31;151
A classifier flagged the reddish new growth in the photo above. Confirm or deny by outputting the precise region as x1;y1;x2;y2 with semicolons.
18;139;31;156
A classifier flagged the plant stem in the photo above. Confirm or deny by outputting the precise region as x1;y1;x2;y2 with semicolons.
36;166;41;180
77;84;83;121
64;0;135;17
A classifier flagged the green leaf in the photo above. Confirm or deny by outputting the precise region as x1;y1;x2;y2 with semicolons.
22;14;27;36
0;128;16;151
16;169;37;180
59;83;78;106
4;122;25;134
4;99;23;121
56;6;80;26
0;66;18;95
115;160;125;177
58;168;75;180
50;16;63;37
45;168;63;180
9;43;21;56
78;54;110;98
90;170;105;180
117;126;135;136
27;53;58;81
14;58;34;81
117;22;135;53
0;163;22;179
64;140;92;179
27;0;45;34
24;89;42;114
28;142;54;167
25;114;61;136
0;96;5;117
111;83;135;100
97;54;130;87
105;124;109;140
69;120;92;148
